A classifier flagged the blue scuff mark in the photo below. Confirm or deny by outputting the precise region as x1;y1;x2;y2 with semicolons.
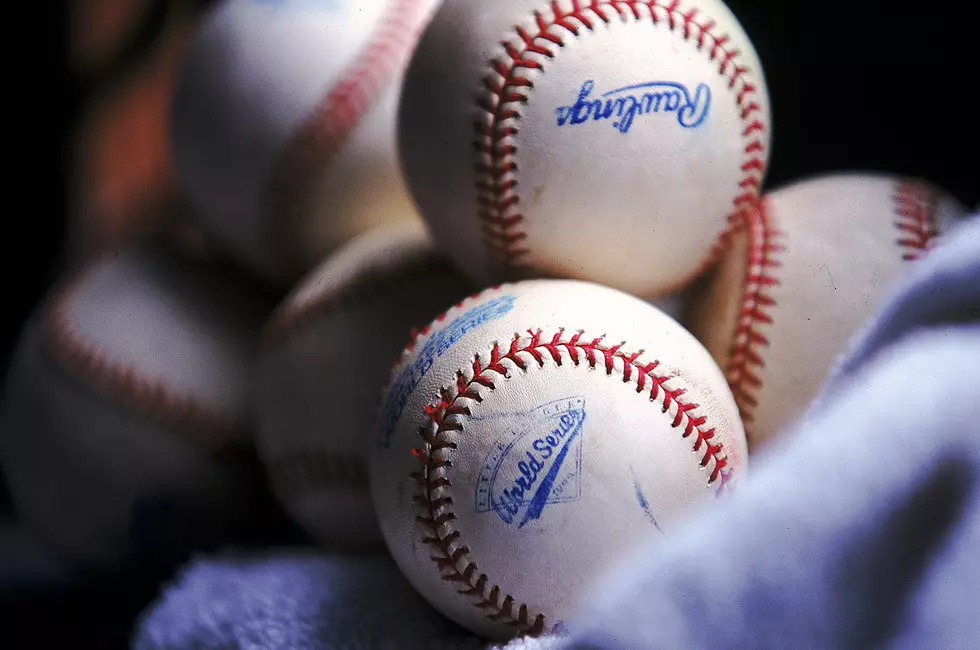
631;466;663;533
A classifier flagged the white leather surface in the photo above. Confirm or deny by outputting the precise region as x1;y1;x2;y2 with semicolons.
172;0;439;281
399;0;770;297
0;243;272;571
370;278;746;639
690;172;968;450
63;244;269;422
256;222;474;546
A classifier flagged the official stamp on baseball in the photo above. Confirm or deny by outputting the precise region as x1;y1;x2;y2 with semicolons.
475;396;587;528
378;294;518;449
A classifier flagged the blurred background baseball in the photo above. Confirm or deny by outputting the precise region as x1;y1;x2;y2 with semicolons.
10;0;977;367
3;0;977;645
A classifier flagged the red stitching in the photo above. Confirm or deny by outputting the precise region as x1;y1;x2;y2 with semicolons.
411;326;731;635
727;179;940;437
262;255;469;500
724;201;782;432
893;180;939;261
262;255;474;500
474;0;767;276
43;273;238;451
405;285;506;352
261;0;434;278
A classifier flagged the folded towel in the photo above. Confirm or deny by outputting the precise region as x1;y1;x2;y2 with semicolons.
562;213;980;649
133;549;564;650
134;214;980;650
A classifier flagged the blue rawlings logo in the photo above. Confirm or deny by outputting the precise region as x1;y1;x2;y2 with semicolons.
556;79;711;134
377;295;518;450
476;397;586;528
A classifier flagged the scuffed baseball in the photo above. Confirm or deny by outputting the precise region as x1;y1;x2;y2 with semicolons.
399;0;771;297
688;172;968;450
371;279;747;640
0;241;277;574
171;0;442;284
256;221;474;547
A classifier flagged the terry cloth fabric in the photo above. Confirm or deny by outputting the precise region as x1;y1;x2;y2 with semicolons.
562;213;980;649
132;549;563;650
134;213;979;650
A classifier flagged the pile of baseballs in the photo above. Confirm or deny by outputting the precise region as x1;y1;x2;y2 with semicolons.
1;0;968;642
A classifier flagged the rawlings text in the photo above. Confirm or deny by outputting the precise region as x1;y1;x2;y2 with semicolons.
555;80;711;134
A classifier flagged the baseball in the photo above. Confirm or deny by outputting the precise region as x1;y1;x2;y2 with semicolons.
399;0;771;297
688;172;968;451
256;220;473;547
171;0;441;284
0;242;276;573
370;279;748;639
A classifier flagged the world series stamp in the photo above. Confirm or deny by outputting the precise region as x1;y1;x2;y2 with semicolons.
475;396;587;528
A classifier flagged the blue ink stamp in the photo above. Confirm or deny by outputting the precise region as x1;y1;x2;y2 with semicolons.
630;466;663;533
376;294;518;450
476;397;586;528
555;79;711;133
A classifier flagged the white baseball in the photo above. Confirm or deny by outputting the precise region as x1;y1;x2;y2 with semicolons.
370;279;747;640
399;0;771;298
171;0;442;284
256;221;474;547
0;242;275;573
688;172;968;451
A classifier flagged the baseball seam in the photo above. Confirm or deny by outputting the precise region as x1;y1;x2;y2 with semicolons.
723;200;782;435
404;286;506;353
262;0;432;277
473;0;767;276
725;179;940;439
261;255;464;499
412;326;731;635
893;180;939;261
44;276;237;450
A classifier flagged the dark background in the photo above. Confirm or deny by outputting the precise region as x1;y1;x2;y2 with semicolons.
2;0;978;646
